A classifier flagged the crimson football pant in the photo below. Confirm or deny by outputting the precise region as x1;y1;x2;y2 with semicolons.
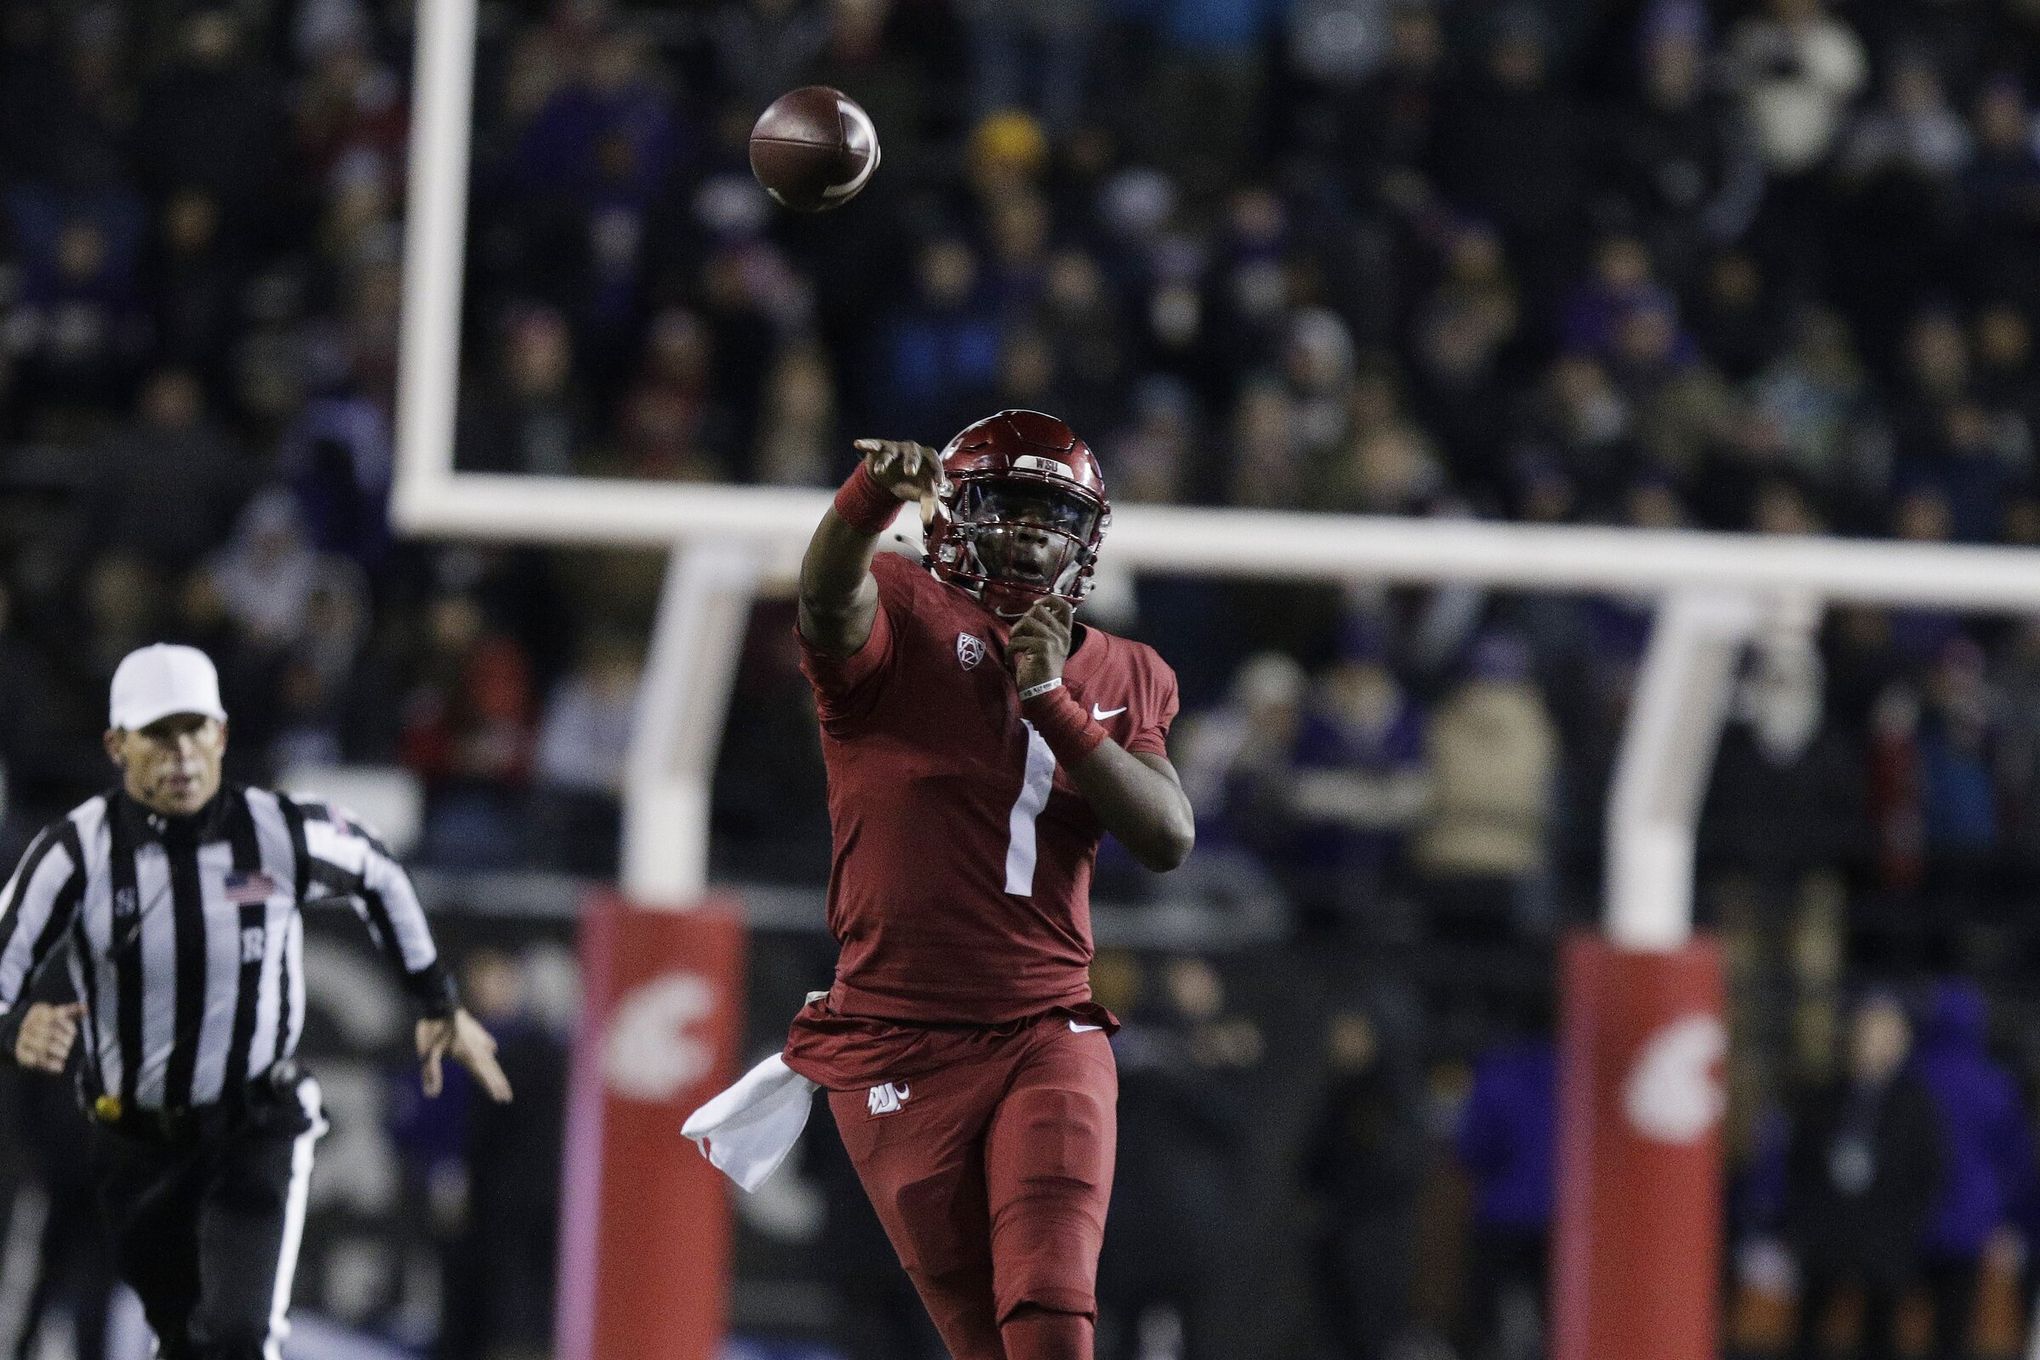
827;1015;1118;1360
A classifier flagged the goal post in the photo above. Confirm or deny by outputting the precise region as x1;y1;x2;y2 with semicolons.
391;3;2040;1358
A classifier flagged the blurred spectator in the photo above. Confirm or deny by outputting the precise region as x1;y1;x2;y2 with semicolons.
1962;79;2040;306
1913;640;2003;958
207;487;322;650
1912;979;2036;1360
436;949;569;1360
1603;6;1764;293
1455;997;1558;1360
0;580;99;858
1728;0;1868;292
1430;9;1591;306
78;366;248;577
0;1054;116;1360
752;337;839;486
709;0;834;123
1302;1001;1427;1360
1096;954;1260;1360
1726;0;1868;177
3;179;151;416
458;306;591;476
150;188;241;391
531;630;641;876
402;593;538;868
1137;0;1286;195
1414;633;1557;942
1700;633;1870;915
1168;650;1305;907
135;9;289;246
615;308;727;481
877;238;1003;436
1279;616;1430;932
279;392;395;568
959;0;1094;138
1784;991;1944;1360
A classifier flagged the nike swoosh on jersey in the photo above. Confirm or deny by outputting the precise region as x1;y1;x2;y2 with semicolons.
1069;1020;1105;1033
1091;704;1127;721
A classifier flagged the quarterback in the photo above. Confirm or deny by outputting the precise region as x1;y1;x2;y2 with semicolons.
785;410;1194;1360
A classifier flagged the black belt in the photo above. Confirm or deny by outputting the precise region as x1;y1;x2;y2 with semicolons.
87;1061;306;1144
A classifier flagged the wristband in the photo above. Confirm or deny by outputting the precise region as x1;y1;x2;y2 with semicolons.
833;462;901;535
1017;676;1063;702
1022;683;1109;766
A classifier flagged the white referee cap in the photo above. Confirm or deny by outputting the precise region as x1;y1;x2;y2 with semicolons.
109;644;227;731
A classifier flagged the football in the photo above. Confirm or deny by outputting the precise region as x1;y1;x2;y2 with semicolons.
748;86;881;213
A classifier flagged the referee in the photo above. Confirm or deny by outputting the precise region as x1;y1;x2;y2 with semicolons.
0;643;513;1360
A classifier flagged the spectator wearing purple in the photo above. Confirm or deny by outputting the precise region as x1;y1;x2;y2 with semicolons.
1278;614;1430;934
3;179;150;413
1911;979;2035;1360
1455;1001;1557;1360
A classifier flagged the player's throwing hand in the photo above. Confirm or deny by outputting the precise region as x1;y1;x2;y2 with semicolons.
1008;595;1074;692
852;439;948;508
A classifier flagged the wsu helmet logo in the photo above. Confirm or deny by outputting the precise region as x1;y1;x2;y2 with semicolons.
956;632;986;670
1623;1013;1728;1146
603;972;717;1102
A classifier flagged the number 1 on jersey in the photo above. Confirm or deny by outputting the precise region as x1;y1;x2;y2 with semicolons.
1004;722;1057;896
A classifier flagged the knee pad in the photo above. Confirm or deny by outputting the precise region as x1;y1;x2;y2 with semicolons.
990;1087;1112;1321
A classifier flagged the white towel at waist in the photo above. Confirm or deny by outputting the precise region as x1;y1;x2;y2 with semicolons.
682;1052;820;1192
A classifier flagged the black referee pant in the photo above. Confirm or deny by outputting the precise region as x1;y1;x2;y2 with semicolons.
89;1075;324;1360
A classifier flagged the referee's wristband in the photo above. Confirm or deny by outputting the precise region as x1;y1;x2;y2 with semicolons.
406;961;461;1019
1017;676;1063;702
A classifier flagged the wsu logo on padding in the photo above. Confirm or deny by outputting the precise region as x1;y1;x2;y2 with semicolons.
1623;1013;1728;1146
603;973;716;1102
956;633;986;670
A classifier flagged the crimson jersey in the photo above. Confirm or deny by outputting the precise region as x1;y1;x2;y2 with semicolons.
790;552;1178;1042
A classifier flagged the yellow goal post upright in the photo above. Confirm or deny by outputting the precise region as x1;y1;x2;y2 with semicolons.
391;3;2040;1358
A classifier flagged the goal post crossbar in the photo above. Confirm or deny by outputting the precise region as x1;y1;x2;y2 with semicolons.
395;470;2040;611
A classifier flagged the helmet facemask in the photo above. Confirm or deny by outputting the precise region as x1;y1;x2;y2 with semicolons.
936;476;1103;617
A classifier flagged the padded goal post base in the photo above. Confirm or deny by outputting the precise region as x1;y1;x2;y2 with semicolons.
556;893;746;1360
1552;932;1728;1360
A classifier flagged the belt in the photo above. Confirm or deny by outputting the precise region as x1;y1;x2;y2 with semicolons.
88;1061;306;1143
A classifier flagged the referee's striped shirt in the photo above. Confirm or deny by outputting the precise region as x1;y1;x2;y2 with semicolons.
0;786;456;1111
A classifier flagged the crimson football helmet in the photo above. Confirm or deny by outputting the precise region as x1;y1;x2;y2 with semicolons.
924;409;1111;617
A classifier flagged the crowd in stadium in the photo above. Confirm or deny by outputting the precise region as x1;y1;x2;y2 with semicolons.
8;0;2040;1356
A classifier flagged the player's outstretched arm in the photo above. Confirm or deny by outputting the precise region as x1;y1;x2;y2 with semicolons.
1010;598;1196;872
798;439;944;656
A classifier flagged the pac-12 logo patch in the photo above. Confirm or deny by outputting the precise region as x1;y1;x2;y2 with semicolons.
956;632;986;671
867;1081;911;1115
